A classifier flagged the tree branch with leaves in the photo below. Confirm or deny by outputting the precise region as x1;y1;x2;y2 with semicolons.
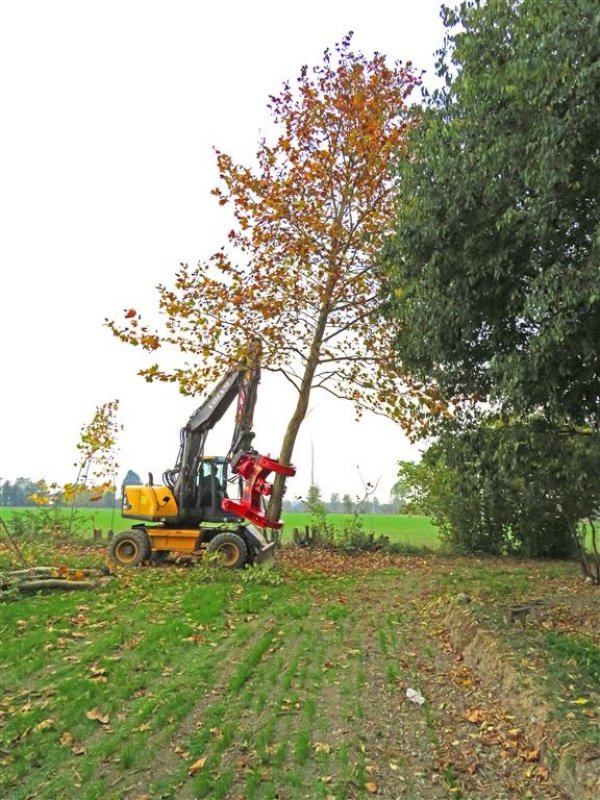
64;401;121;527
108;33;442;520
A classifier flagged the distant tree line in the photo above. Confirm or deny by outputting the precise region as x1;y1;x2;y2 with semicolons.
282;485;405;515
1;474;407;515
0;477;118;509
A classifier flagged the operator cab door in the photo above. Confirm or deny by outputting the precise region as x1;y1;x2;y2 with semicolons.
198;457;235;522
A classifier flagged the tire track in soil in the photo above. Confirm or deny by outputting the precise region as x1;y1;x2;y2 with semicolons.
176;619;315;799
139;598;346;799
350;576;568;800
173;573;567;799
126;618;288;799
43;566;572;800
333;578;454;799
221;602;379;799
220;577;450;799
216;595;375;799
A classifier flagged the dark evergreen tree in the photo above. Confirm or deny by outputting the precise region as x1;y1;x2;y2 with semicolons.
385;0;600;428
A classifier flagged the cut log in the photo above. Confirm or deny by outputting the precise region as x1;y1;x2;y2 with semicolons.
17;579;98;592
1;568;114;597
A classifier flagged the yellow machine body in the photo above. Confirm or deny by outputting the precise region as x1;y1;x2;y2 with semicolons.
121;466;229;553
122;484;179;522
145;528;202;553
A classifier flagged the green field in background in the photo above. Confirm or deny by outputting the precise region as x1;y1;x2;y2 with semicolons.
283;511;440;547
0;507;441;548
3;506;598;552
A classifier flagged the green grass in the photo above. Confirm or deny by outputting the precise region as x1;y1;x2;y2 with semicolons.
0;506;442;547
0;506;122;538
283;511;440;548
1;542;597;799
3;505;597;554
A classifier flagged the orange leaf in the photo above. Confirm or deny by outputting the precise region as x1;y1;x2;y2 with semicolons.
365;781;378;794
85;707;109;724
465;708;487;724
188;756;207;776
125;308;137;318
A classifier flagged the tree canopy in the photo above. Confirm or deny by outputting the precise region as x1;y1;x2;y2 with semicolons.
109;34;441;518
384;0;600;428
398;416;600;561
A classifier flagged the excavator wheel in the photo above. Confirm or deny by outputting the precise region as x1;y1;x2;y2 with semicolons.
108;529;152;567
206;532;248;569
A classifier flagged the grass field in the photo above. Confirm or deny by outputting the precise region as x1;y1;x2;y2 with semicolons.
3;506;598;553
1;539;598;800
0;507;442;548
282;512;439;548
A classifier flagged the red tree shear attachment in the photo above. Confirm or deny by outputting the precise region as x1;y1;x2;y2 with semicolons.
222;453;296;529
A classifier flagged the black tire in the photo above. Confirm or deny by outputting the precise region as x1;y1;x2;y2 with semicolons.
206;532;248;568
108;530;152;567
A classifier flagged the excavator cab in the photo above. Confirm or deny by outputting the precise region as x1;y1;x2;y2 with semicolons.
197;456;230;522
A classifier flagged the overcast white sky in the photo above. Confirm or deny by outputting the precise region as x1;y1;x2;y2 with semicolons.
1;0;446;502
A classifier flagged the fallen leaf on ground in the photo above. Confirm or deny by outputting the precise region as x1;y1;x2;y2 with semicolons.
33;718;54;732
85;708;109;724
188;756;207;776
133;722;152;732
465;708;487;724
59;731;74;746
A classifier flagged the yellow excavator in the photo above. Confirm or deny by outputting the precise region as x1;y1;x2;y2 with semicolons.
108;365;295;568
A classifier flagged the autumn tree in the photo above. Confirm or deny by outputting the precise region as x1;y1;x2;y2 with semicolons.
109;34;439;520
64;400;121;512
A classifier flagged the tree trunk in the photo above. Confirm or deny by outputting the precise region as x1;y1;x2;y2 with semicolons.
267;283;336;523
1;567;112;595
566;517;592;582
17;579;98;592
268;390;312;523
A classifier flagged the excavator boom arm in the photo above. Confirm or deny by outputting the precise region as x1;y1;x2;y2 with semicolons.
164;366;260;520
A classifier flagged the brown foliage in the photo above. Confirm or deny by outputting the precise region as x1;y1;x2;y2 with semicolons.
108;34;443;515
